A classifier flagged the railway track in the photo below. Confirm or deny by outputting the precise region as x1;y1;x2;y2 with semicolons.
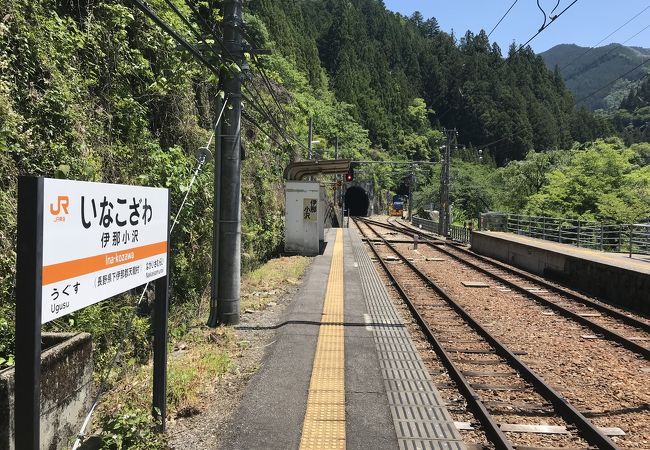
359;217;650;360
353;217;622;449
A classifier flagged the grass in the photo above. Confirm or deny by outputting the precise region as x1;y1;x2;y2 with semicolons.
241;256;311;311
93;255;312;447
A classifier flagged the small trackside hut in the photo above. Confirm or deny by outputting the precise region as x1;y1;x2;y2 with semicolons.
283;160;351;256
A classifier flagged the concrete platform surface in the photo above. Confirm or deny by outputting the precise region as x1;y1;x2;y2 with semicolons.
217;228;462;450
477;231;650;274
471;231;650;313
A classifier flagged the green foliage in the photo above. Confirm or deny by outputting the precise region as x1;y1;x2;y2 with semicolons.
413;139;650;225
526;139;650;222
492;150;570;212
99;406;166;450
251;1;603;163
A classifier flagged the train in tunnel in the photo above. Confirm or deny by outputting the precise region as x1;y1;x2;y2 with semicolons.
344;185;408;218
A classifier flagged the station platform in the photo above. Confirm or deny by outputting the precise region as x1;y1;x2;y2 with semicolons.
218;228;464;450
471;231;650;313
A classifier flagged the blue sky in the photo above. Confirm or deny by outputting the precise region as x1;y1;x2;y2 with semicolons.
383;1;650;53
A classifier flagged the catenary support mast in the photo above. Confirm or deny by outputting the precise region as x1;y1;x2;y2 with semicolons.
209;0;244;326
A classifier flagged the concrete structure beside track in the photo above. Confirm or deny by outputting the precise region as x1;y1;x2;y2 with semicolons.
471;231;650;314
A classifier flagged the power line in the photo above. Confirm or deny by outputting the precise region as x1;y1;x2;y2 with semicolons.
181;0;241;72
576;57;650;104
565;22;650;80
240;25;311;151
251;54;294;127
243;92;304;150
561;4;650;72
488;0;519;38
242;110;288;150
160;0;241;80
126;0;220;75
510;0;580;58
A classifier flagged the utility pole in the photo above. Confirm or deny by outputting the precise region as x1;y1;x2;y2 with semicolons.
308;117;313;159
408;164;414;220
335;136;340;222
439;129;456;237
209;0;244;327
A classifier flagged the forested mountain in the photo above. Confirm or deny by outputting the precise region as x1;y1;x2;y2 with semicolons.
610;74;650;144
250;0;609;164
541;43;650;111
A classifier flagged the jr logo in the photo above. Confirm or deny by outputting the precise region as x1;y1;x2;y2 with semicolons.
50;196;70;222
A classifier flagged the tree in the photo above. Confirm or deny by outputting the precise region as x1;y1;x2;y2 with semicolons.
526;140;650;222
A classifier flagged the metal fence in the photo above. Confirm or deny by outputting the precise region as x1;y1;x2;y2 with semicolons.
480;212;650;256
411;216;471;244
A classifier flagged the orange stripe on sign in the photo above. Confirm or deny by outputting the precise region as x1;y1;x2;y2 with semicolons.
42;241;167;286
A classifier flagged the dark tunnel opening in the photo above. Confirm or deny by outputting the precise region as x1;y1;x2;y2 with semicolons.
345;186;370;216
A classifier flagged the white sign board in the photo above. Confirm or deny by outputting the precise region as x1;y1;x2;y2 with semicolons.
41;178;169;324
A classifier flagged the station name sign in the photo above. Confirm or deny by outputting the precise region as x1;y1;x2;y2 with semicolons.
41;178;169;323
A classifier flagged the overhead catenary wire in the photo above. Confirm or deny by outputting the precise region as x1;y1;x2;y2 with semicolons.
126;0;220;75
509;0;580;58
243;92;309;152
564;22;650;78
561;4;650;72
488;0;519;38
576;57;650;104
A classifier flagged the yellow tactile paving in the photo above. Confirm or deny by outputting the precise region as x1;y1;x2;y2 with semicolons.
300;229;346;450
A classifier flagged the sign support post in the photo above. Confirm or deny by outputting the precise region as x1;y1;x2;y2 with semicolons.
15;176;44;450
153;191;170;432
14;176;170;448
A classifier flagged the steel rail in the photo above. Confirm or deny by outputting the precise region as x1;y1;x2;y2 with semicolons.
353;219;514;450
355;218;620;450
390;216;650;331
365;218;650;359
390;216;650;333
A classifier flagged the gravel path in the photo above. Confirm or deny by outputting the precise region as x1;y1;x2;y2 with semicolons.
165;282;302;449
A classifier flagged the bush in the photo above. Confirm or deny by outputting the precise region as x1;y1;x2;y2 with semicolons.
99;406;166;450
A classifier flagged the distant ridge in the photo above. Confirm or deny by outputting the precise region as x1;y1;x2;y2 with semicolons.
541;43;650;111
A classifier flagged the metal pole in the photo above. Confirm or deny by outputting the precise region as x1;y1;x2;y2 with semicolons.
335;136;340;224
448;130;456;236
439;129;453;237
308;117;313;159
629;226;633;258
208;94;223;327
15;176;44;450
215;0;243;326
408;164;414;221
599;223;604;251
153;190;171;431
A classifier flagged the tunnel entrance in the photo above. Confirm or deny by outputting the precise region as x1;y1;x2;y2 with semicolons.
345;186;370;216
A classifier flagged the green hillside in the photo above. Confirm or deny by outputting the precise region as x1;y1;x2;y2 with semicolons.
541;43;650;111
250;0;609;163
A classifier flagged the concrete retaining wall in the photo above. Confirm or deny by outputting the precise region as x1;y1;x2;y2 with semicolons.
471;232;650;314
0;332;93;450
